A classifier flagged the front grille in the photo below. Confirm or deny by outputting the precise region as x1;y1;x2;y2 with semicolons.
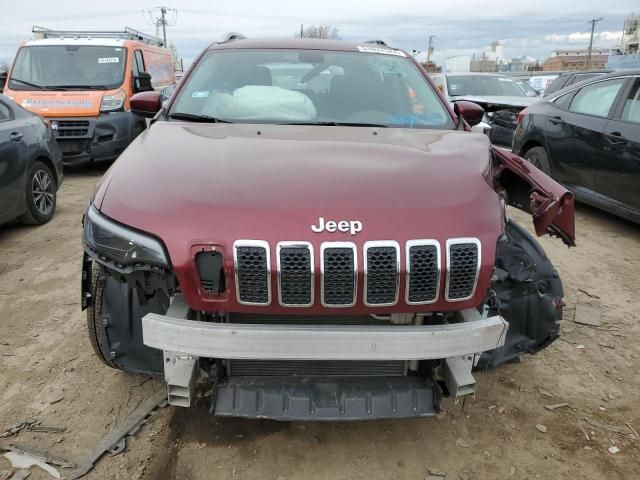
228;360;406;377
364;242;399;306
446;239;480;301
406;241;440;304
234;241;270;305
230;238;482;307
321;243;357;307
55;120;90;138
277;242;313;306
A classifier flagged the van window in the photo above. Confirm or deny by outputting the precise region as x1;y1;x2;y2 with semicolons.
133;50;145;76
9;45;126;90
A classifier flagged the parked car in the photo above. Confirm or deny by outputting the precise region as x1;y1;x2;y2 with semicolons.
515;79;540;97
513;70;640;223
543;69;612;97
0;94;63;226
430;72;539;147
81;38;575;421
2;26;175;166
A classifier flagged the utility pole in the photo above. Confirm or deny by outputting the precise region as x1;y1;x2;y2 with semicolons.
147;6;177;46
426;35;435;72
586;17;602;70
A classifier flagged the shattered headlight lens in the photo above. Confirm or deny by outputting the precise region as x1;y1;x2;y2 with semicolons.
83;206;168;269
100;89;126;112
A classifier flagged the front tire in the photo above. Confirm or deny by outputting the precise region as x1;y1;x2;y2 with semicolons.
523;146;551;175
18;161;57;225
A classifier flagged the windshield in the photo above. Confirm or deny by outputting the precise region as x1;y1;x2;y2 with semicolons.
9;45;126;90
447;75;526;97
170;49;454;129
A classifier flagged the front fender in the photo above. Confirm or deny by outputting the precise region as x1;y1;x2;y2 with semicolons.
492;146;575;247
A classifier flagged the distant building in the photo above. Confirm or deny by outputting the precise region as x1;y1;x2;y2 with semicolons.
420;61;442;73
510;56;538;72
543;47;610;71
446;55;471;72
470;53;497;72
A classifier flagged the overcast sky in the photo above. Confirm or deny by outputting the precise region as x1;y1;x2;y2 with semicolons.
0;0;635;67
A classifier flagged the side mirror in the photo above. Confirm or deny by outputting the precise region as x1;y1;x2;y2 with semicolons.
133;72;153;93
130;91;162;118
453;100;484;128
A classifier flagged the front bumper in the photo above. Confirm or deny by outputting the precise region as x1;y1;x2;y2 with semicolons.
51;111;137;165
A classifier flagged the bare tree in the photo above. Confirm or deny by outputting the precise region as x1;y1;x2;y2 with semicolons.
295;25;340;40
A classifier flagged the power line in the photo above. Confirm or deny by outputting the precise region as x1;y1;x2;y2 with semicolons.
145;7;177;46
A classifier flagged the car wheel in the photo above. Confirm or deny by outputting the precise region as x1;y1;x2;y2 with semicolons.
18;161;57;225
523;146;551;175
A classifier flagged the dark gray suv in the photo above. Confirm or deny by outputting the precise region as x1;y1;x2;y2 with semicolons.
0;94;63;226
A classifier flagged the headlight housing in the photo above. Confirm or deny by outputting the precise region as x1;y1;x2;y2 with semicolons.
83;206;168;270
100;89;126;112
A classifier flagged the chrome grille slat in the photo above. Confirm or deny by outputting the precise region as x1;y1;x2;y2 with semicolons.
321;242;357;307
234;240;271;305
445;238;481;302
277;242;313;307
364;241;400;306
406;240;441;305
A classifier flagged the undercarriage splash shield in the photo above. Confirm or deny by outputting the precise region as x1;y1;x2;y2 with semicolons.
213;376;441;421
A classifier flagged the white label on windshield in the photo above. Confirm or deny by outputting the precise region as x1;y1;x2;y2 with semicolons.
191;90;210;98
98;57;119;64
357;45;407;57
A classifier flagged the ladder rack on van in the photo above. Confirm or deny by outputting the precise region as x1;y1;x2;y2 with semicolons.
32;26;164;46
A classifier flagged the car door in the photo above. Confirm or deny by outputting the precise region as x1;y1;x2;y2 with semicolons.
544;77;627;194
597;76;640;212
0;99;28;220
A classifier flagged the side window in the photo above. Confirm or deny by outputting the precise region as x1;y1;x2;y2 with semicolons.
133;50;145;76
553;92;573;110
621;79;640;124
0;101;11;121
569;78;626;118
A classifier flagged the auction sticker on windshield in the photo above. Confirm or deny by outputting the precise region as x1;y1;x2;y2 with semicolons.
98;57;120;64
357;45;407;57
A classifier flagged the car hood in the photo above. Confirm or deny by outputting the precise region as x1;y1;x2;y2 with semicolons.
451;95;538;110
97;122;504;312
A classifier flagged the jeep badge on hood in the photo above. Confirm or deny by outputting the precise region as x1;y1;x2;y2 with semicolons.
311;217;363;235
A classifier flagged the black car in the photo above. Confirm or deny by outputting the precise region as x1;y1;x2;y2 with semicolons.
543;69;612;97
513;71;640;223
0;94;63;226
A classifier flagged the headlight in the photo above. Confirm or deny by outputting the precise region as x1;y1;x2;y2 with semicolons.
100;89;126;112
83;206;168;269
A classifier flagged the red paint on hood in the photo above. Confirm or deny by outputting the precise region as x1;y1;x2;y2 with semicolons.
98;122;504;313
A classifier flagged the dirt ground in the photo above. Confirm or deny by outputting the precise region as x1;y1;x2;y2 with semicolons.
0;169;639;480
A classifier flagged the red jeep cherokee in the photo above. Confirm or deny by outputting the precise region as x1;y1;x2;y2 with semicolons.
81;37;575;420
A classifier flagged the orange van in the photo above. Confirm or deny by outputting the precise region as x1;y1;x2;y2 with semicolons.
3;26;175;165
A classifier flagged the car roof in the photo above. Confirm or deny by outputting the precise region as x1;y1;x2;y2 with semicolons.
206;37;408;54
547;69;640;98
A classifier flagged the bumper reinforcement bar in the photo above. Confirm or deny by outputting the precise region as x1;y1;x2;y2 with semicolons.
142;310;508;361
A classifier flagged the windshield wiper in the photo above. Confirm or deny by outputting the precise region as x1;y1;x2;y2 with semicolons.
168;112;234;123
279;121;388;128
8;78;46;90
